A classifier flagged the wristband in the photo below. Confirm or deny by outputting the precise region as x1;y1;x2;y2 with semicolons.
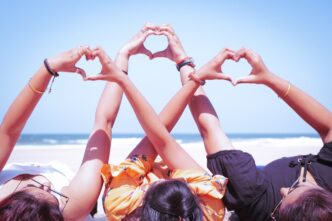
43;59;59;93
44;59;59;77
176;57;195;71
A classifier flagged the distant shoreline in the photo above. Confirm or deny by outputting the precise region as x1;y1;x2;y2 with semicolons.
21;132;320;137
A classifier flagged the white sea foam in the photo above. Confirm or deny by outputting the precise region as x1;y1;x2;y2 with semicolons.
14;136;323;166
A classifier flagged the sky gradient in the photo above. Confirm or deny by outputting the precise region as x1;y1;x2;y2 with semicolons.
1;1;331;134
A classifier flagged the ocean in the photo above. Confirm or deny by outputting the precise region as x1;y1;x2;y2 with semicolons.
16;133;323;166
18;133;320;146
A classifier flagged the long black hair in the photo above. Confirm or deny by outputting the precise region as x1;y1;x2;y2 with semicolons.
140;179;202;221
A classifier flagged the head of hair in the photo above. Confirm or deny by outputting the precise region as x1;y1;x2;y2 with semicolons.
0;190;64;221
279;187;332;221
140;179;202;221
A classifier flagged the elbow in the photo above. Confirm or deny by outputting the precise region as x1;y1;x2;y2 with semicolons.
321;127;332;144
94;114;117;130
198;118;221;140
0;124;21;140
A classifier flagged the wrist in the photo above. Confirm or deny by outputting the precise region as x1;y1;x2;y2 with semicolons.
263;72;279;88
43;59;59;77
46;57;61;73
116;73;130;88
117;49;130;59
189;71;206;86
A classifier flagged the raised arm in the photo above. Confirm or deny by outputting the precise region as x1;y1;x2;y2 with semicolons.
177;49;236;155
62;64;124;220
87;47;201;170
86;42;232;171
127;25;234;169
128;24;205;160
0;46;91;172
62;25;158;220
234;48;332;143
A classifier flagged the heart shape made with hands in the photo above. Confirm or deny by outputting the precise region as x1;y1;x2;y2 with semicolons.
76;54;102;77
143;35;169;55
222;57;252;84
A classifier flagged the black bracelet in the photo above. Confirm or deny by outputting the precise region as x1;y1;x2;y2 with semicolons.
44;59;59;77
176;57;195;71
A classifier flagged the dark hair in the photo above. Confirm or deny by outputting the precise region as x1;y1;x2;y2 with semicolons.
0;190;64;221
140;179;202;221
279;188;332;221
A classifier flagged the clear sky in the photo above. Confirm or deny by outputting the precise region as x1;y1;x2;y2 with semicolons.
1;1;331;134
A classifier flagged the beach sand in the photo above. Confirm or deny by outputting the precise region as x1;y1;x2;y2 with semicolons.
6;137;323;220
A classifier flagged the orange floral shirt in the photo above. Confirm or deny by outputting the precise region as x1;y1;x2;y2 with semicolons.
101;155;228;221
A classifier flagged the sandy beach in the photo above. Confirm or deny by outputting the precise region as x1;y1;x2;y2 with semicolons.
5;137;323;220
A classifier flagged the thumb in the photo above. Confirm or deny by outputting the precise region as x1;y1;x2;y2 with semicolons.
139;45;153;59
233;75;256;86
71;66;86;79
85;74;107;81
217;73;233;82
151;49;168;60
215;72;233;82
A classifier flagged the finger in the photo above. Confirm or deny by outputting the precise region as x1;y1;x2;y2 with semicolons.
234;48;257;64
80;46;94;60
151;49;168;59
74;67;86;79
139;45;153;59
158;25;175;36
217;73;233;82
157;30;174;42
158;24;175;33
142;29;157;41
220;49;236;61
92;47;112;64
233;75;257;85
141;23;157;33
67;66;86;79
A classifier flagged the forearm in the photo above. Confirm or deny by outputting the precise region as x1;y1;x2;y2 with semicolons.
0;65;51;171
266;73;332;143
180;66;234;154
94;53;126;128
85;53;127;165
119;75;172;148
68;54;127;219
1;66;51;135
118;74;202;170
129;68;201;158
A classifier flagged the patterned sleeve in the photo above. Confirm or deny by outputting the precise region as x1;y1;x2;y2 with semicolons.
171;169;228;221
100;154;154;221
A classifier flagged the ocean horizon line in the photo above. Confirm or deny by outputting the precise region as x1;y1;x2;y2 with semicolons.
21;132;319;137
17;133;321;147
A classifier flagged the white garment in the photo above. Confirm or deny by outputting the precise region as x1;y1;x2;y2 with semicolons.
0;162;99;220
0;161;74;193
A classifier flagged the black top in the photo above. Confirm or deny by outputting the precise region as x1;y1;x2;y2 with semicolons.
207;141;332;221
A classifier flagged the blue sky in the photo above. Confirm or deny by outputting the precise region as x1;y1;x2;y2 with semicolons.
1;1;331;134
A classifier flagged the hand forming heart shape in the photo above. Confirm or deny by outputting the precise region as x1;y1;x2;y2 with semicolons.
125;24;268;86
65;23;271;87
143;35;169;56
